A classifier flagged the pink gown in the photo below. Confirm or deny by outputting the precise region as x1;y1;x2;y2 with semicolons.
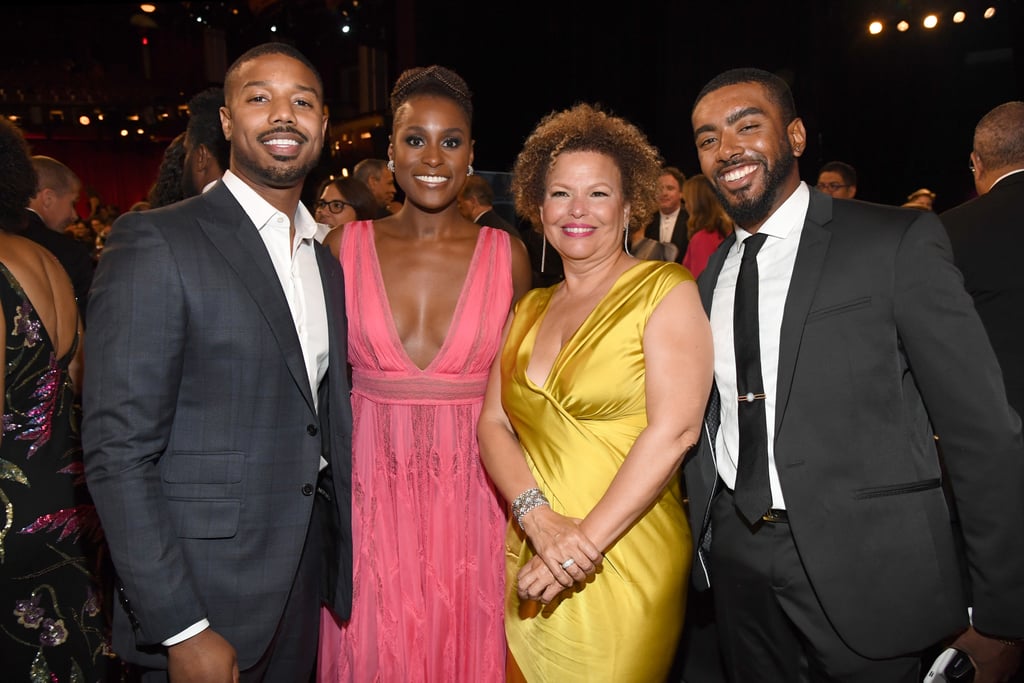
318;220;511;682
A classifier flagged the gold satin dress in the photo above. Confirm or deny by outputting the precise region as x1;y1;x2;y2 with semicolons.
501;261;694;682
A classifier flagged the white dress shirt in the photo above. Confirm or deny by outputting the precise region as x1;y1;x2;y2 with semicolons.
710;181;810;510
659;208;681;244
163;170;330;647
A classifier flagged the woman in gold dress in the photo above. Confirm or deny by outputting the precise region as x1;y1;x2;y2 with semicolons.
478;103;714;682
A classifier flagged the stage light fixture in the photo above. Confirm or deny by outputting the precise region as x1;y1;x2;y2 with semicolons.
984;6;996;18
953;11;966;23
78;114;91;126
897;20;910;31
140;3;156;12
869;20;883;34
923;14;938;28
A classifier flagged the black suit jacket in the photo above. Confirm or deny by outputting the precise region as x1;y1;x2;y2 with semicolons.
683;189;1024;657
942;171;1024;420
83;181;353;669
645;208;689;263
476;208;521;240
13;209;93;321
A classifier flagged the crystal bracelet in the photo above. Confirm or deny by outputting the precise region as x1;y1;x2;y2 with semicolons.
511;487;549;531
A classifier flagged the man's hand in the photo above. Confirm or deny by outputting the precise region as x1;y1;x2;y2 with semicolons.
167;628;239;683
952;626;1021;683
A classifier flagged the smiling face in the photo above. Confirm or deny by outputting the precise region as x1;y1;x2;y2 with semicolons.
656;172;683;214
220;52;327;193
692;81;805;232
540;150;629;267
388;94;473;212
315;183;357;228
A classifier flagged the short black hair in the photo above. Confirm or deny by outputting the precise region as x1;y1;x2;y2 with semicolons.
186;86;230;174
224;42;323;99
818;160;857;186
694;67;798;125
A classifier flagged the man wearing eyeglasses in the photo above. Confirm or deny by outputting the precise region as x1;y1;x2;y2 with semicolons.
815;160;857;199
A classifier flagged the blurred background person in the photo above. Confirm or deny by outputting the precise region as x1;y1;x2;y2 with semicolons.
943;100;1024;422
313;176;377;236
644;166;689;263
353;157;397;219
629;220;679;261
146;132;188;208
903;187;936;210
318;65;531;682
815;160;858;199
681;174;733;279
479;103;713;683
16;155;93;322
457;173;521;239
0;116;120;683
181;86;229;198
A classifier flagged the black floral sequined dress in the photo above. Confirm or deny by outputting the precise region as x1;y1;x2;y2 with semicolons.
1;262;115;682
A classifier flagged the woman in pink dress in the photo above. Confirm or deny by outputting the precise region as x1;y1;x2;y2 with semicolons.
680;174;733;279
318;65;532;682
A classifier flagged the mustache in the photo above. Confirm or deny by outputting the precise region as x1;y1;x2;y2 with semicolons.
258;126;309;143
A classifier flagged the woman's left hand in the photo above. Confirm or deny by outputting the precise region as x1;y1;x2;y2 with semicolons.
517;555;572;604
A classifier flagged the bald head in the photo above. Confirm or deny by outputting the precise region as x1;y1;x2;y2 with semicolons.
971;101;1024;194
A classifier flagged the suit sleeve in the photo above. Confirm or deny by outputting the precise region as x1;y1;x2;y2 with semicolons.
892;210;1024;638
82;212;207;645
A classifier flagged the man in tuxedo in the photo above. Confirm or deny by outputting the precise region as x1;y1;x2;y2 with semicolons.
942;101;1024;422
683;67;1024;682
644;166;689;262
457;174;521;238
83;42;352;682
15;155;93;320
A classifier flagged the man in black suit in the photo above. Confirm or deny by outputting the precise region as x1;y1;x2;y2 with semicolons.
457;174;521;239
83;43;353;682
15;156;93;321
942;101;1024;422
353;157;397;218
644;166;689;262
684;68;1024;682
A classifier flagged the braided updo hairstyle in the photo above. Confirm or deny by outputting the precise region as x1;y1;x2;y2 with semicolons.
390;65;473;125
511;103;662;234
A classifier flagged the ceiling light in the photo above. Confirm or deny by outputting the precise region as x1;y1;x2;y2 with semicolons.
923;14;938;28
868;20;883;34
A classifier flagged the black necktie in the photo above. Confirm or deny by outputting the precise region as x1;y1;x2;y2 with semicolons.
733;232;771;525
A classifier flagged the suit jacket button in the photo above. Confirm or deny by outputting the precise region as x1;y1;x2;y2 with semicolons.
302;483;314;496
307;424;318;436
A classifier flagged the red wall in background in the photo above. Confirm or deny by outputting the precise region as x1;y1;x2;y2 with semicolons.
28;137;168;218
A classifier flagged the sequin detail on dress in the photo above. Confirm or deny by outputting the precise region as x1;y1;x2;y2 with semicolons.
0;261;117;682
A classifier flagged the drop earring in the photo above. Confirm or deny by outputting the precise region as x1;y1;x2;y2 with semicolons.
541;234;547;274
623;226;631;255
387;160;395;174
467;164;474;176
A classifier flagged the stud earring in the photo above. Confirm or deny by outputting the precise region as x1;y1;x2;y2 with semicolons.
387;160;395;174
467;164;474;177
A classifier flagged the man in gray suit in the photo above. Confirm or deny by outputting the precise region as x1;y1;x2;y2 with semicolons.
684;68;1024;682
83;42;352;682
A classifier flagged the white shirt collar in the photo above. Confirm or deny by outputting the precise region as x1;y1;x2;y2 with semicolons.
732;181;810;246
221;170;319;242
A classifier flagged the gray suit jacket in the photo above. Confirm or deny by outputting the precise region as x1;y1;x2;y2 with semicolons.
683;189;1024;657
83;181;353;669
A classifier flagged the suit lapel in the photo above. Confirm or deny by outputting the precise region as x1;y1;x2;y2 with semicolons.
199;184;316;413
774;191;832;432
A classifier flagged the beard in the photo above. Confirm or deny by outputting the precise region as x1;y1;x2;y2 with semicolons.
711;138;797;229
233;127;320;189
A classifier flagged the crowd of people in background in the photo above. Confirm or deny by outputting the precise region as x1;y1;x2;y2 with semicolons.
3;39;1023;683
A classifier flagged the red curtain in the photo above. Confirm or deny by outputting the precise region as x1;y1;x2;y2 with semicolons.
28;138;167;218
